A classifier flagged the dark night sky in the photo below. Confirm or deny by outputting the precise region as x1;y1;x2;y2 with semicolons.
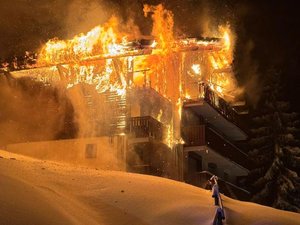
0;0;299;111
232;1;300;112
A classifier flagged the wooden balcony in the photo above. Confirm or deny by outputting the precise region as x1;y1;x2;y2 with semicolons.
183;84;248;141
182;125;206;146
128;116;163;141
182;125;252;170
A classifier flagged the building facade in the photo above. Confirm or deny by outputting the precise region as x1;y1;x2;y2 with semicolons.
5;37;252;200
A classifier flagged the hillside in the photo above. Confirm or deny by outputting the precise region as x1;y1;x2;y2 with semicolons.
0;149;299;225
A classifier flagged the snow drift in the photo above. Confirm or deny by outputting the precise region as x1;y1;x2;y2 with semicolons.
0;150;299;225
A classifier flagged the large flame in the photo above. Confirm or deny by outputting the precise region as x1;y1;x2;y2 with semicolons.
28;4;242;147
143;4;174;53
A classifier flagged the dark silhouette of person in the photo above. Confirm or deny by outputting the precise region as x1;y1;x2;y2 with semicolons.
213;207;224;225
210;175;219;206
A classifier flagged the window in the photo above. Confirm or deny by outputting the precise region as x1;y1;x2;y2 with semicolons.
85;144;97;158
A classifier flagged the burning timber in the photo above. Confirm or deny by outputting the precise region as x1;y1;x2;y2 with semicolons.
5;35;248;145
3;4;252;198
6;37;243;134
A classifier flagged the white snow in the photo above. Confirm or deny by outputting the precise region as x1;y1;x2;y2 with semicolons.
0;149;299;225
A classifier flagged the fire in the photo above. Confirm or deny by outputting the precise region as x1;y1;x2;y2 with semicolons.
185;93;191;99
157;109;163;122
151;40;157;48
165;124;173;148
13;4;244;148
204;24;242;100
176;97;182;119
191;64;201;75
143;4;174;53
222;30;231;51
38;17;130;66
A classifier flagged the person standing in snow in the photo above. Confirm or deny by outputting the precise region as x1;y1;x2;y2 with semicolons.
211;176;219;206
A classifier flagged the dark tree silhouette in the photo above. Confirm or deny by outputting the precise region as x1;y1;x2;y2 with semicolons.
247;69;300;212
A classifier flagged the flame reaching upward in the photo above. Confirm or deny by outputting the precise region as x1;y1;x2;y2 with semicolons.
143;4;174;53
222;30;231;51
38;16;131;65
15;4;243;147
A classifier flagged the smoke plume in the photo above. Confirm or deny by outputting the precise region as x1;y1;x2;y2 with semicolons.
0;75;77;146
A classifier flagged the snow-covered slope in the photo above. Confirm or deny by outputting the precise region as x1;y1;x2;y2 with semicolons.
0;150;299;225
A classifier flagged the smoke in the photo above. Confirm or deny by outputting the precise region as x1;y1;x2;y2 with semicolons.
199;4;220;36
0;74;77;147
0;1;261;141
185;1;262;106
0;0;117;59
0;0;69;59
65;84;100;138
62;0;143;40
63;0;114;37
234;39;262;107
233;2;263;108
0;1;264;173
0;0;236;56
0;0;226;56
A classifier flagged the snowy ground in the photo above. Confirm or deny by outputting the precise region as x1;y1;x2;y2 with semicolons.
0;149;300;225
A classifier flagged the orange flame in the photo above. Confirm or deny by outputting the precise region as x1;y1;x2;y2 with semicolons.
31;4;244;147
143;4;174;53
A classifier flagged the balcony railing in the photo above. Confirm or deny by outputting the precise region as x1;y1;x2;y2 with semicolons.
182;125;205;146
182;125;252;170
205;86;229;114
204;86;242;128
193;171;250;201
128;116;163;141
184;84;248;133
205;126;251;169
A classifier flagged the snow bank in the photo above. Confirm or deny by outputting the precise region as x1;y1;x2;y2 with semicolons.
0;150;299;225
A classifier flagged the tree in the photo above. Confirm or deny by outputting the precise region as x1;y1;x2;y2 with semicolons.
247;69;300;212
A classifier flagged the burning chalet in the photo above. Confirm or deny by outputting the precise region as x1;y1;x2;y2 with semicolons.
2;5;251;200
